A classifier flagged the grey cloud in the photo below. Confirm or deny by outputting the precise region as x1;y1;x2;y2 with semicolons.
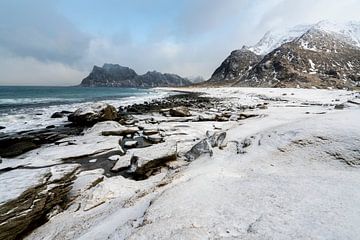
0;0;90;65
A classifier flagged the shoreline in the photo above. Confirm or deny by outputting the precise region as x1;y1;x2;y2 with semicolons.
0;87;360;239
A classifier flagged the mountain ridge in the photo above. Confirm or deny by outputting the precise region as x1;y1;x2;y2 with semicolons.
207;20;360;89
80;64;192;88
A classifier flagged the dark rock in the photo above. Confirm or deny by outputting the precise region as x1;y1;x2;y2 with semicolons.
0;165;79;240
0;126;83;158
334;104;345;110
51;112;65;118
0;126;5;130
184;139;212;162
169;106;191;117
68;103;118;126
207;131;226;148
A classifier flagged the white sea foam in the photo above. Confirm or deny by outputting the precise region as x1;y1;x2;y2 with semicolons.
0;89;172;133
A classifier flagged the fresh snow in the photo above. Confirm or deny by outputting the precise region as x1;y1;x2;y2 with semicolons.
20;87;360;240
247;20;360;55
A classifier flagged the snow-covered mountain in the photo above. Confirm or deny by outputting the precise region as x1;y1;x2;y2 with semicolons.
207;20;360;89
247;20;360;55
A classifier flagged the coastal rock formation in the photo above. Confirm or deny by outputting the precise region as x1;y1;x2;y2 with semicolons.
0;164;79;240
68;103;118;126
80;64;192;88
207;21;360;89
0;126;83;158
169;106;192;117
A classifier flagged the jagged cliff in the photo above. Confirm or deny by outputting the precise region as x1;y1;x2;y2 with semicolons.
80;64;192;88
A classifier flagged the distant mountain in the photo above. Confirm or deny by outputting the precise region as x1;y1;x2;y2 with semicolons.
207;20;360;89
187;76;205;84
80;64;192;88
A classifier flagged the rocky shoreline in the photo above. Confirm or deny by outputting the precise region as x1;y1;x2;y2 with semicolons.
1;87;359;239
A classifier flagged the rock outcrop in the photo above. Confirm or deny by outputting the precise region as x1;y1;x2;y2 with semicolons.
80;64;191;88
0;165;79;240
68;103;118;126
208;47;262;84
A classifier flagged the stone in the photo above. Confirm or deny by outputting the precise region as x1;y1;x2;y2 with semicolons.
143;129;159;135
207;131;227;148
334;104;345;110
229;115;239;121
111;155;132;172
145;134;163;144
68;103;118;126
51;112;65;118
124;140;138;148
102;127;138;136
184;139;212;162
108;155;121;161
130;141;177;175
0;126;5;130
169;106;191;117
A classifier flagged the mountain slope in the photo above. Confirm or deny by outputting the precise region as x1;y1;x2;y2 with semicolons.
80;64;192;88
208;21;360;89
208;47;262;84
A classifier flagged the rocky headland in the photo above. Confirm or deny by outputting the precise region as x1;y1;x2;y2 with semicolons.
80;64;192;88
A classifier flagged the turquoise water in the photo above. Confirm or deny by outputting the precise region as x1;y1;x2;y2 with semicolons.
0;86;165;132
0;86;152;111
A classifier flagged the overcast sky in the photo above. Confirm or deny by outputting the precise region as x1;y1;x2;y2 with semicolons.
0;0;359;85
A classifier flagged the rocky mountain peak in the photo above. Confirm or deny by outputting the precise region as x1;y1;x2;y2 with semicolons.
208;47;262;83
80;64;191;88
206;20;360;89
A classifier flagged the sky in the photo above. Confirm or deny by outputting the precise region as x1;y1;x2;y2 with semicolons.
0;0;359;86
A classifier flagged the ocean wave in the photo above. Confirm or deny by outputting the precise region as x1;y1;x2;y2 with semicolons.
0;98;81;105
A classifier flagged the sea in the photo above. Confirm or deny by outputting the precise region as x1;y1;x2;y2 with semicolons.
0;86;170;133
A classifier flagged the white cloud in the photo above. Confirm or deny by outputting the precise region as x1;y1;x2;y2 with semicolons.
1;0;360;85
0;56;85;86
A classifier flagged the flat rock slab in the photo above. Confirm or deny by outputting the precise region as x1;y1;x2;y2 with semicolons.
0;164;79;240
111;155;132;172
143;129;159;135
130;141;177;175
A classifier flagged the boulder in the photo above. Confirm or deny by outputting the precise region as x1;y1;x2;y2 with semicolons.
184;139;212;162
169;106;191;117
130;141;177;175
68;103;118;126
51;112;65;118
207;131;226;147
111;155;132;172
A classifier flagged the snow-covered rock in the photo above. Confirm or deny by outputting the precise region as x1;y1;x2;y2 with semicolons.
0;164;79;240
68;103;118;126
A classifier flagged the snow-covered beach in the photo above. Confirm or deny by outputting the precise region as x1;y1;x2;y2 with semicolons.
1;87;360;239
